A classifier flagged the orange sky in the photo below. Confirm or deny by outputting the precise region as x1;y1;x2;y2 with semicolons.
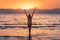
0;0;60;9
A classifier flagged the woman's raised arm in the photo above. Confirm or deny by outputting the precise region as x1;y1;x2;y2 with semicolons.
32;9;36;17
24;10;28;17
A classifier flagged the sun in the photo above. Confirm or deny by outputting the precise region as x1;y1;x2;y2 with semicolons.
20;4;35;9
22;5;33;9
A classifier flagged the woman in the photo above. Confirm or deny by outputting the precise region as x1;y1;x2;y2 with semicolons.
24;9;35;40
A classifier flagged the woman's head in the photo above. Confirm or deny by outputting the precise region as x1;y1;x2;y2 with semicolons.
28;14;31;16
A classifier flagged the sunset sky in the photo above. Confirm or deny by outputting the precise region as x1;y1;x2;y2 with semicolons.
0;0;60;9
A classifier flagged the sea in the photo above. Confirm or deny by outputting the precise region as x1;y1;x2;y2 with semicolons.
0;13;60;40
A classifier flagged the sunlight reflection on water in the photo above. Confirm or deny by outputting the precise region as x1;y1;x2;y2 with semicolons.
0;13;60;40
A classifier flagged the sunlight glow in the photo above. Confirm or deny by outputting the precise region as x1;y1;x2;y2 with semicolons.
20;4;35;9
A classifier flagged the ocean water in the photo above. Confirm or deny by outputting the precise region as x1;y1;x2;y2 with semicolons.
0;13;60;40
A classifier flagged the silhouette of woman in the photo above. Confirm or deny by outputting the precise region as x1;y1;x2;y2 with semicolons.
24;9;35;40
